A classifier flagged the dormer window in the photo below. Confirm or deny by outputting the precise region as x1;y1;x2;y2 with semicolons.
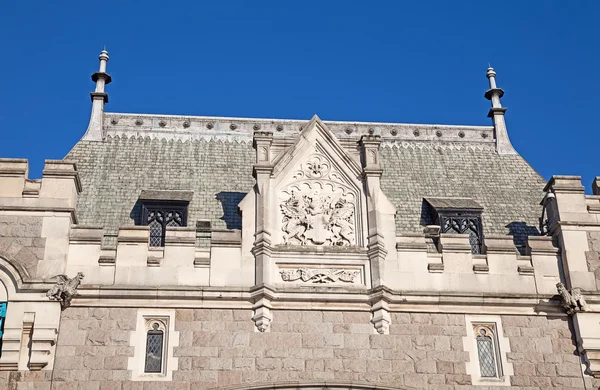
425;197;484;254
143;202;187;246
138;190;192;247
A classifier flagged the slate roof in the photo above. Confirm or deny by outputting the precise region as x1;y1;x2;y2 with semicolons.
65;113;546;248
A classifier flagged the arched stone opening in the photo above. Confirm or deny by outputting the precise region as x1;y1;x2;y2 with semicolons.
213;381;407;390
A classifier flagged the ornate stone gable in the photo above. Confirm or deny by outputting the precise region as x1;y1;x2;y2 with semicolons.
271;121;365;248
279;153;358;247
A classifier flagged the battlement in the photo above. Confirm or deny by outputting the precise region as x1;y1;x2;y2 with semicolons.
65;224;246;286
0;159;81;279
542;175;600;292
0;159;80;212
391;231;560;295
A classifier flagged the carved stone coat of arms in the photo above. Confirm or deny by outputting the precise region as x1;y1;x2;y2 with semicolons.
279;153;358;246
280;192;355;246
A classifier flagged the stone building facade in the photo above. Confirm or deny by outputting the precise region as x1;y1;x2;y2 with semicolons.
0;50;599;389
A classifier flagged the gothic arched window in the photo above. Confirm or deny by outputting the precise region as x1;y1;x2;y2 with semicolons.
144;321;165;373
424;197;484;254
441;214;483;254
474;324;501;378
140;201;188;247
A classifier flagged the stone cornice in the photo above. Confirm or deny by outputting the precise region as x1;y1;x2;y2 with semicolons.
102;112;495;146
63;283;595;316
0;198;77;223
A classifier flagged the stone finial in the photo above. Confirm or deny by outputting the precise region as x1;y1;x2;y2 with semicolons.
484;66;516;155
82;48;113;141
556;282;589;315
46;272;84;309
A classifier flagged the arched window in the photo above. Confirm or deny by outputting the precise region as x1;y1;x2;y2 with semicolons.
474;324;501;378
144;321;166;373
129;310;179;381
139;200;188;247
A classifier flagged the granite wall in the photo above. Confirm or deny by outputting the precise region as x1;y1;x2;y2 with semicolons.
3;308;597;389
0;216;46;279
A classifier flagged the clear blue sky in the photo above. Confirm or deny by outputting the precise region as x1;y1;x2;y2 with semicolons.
1;1;598;191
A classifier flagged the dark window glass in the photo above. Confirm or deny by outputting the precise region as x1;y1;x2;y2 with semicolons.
140;201;187;247
476;328;498;378
144;323;164;373
440;214;483;254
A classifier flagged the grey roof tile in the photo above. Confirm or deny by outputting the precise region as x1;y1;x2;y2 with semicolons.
65;123;546;249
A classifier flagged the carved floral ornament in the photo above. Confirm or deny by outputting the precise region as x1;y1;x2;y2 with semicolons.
280;268;360;284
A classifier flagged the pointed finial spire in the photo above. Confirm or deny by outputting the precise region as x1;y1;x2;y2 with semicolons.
484;66;516;155
82;48;113;141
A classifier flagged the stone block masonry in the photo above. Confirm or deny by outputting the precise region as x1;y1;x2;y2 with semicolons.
11;308;588;389
0;215;45;278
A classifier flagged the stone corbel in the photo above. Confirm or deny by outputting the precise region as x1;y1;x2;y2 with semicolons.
251;286;276;332
370;299;391;335
572;312;600;378
252;297;273;333
29;327;58;370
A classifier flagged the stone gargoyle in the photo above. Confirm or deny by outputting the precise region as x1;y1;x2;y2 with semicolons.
556;282;589;315
46;272;84;309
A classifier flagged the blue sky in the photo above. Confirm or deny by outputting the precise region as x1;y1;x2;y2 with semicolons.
1;1;598;191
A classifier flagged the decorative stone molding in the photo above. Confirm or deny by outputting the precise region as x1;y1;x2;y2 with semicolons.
29;327;58;370
573;312;600;378
279;151;358;247
103;112;494;144
280;188;356;247
128;309;179;381
463;315;513;386
370;299;391;334
0;327;21;370
252;297;273;332
556;282;589;315
279;268;359;284
46;272;84;309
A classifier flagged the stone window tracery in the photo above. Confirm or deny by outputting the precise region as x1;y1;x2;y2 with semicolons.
128;310;178;381
144;321;165;373
440;213;483;254
463;315;513;386
139;201;188;247
424;198;484;254
474;324;501;378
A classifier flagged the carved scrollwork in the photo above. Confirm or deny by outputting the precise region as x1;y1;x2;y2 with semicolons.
280;268;360;284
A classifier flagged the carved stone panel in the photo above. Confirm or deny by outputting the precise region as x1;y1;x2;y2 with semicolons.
279;154;358;247
279;268;360;284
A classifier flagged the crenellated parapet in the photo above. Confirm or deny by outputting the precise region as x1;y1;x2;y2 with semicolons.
390;230;560;295
540;175;600;378
65;224;248;287
0;159;80;279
